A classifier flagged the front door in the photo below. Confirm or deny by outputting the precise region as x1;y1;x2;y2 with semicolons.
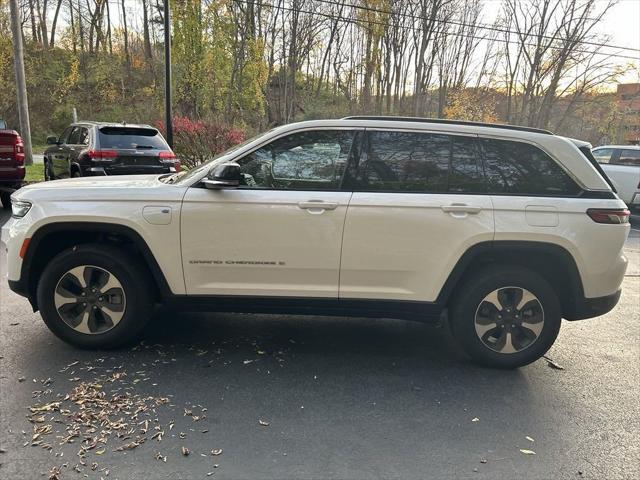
181;128;360;297
49;126;73;178
339;129;494;302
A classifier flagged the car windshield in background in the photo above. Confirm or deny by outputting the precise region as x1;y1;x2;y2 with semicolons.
98;127;168;149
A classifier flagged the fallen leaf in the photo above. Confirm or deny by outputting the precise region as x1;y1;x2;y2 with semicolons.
480;458;487;464
472;417;479;422
526;436;535;442
519;449;536;455
211;448;223;456
543;356;564;370
259;419;270;426
181;446;190;456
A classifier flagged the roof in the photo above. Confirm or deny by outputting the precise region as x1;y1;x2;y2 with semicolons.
342;116;553;135
73;121;155;129
593;144;640;150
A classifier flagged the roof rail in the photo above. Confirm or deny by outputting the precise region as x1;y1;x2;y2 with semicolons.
341;116;553;135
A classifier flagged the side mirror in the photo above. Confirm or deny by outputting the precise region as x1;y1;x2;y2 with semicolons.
46;135;58;145
202;162;242;189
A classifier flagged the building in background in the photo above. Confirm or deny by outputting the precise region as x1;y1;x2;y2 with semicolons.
617;83;640;145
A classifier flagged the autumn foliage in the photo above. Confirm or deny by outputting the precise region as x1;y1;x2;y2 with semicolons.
155;117;246;169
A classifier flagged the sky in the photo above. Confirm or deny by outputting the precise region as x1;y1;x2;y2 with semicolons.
483;0;640;84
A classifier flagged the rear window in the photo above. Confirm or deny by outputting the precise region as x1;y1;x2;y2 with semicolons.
98;127;168;150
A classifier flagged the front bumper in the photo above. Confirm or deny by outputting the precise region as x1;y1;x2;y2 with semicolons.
565;289;622;320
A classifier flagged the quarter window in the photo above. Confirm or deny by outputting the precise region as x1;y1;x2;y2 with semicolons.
480;138;581;196
236;130;355;190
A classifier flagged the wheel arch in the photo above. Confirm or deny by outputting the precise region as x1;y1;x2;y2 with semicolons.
22;222;172;310
437;241;585;319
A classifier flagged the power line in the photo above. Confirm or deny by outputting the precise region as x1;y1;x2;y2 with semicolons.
236;0;640;61
306;0;640;55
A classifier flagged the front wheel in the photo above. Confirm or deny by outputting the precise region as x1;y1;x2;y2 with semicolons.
449;266;561;369
37;244;154;348
0;192;10;209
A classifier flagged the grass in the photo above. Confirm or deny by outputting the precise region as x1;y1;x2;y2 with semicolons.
24;164;44;183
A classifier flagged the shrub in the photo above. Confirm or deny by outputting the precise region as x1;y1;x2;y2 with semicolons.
155;116;246;169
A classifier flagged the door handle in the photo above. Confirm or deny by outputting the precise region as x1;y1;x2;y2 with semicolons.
297;201;339;211
441;204;482;214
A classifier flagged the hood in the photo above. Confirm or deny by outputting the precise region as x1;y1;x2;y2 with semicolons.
21;174;165;191
14;174;186;204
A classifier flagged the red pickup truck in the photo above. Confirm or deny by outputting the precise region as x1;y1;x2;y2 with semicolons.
0;128;26;209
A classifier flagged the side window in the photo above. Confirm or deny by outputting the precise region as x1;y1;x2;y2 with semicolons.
67;127;83;145
59;126;73;145
77;127;90;146
480;138;581;196
449;136;485;193
592;148;613;164
616;149;640;166
358;131;450;192
236;130;355;190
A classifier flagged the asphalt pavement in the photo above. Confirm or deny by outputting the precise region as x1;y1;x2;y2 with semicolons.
1;209;638;480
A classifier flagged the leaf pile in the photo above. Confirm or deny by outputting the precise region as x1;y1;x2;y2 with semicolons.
27;369;170;477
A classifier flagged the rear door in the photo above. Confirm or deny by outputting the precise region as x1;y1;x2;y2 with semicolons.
339;129;494;302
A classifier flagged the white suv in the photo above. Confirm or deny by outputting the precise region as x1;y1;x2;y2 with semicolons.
2;117;630;368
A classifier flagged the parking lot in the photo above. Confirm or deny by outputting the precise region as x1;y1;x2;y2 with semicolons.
1;208;638;479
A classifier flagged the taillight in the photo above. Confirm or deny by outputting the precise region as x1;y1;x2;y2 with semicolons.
586;208;630;224
88;149;118;161
159;151;180;171
159;151;176;160
14;135;24;164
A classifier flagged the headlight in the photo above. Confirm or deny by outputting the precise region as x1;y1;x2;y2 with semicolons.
11;200;32;218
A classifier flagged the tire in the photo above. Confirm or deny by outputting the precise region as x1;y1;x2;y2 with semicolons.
44;161;53;181
449;265;561;369
36;244;154;348
1;192;10;209
71;168;81;178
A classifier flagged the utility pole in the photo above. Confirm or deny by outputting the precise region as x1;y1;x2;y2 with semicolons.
164;0;173;148
9;0;33;166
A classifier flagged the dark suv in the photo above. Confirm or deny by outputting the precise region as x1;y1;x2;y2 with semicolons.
43;122;180;180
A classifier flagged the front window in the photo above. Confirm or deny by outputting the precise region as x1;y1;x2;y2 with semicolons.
235;130;356;190
592;148;613;164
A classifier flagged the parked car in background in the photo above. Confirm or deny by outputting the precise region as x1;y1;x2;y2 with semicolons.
0;128;25;209
43;122;180;180
592;145;640;211
2;117;630;369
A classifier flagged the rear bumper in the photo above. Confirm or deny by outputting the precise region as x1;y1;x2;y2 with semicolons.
565;289;622;320
82;165;172;176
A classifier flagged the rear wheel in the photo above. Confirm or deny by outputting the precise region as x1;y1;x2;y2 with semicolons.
450;266;561;369
37;244;154;348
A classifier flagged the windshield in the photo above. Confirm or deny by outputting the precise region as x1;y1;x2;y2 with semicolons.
170;131;270;184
